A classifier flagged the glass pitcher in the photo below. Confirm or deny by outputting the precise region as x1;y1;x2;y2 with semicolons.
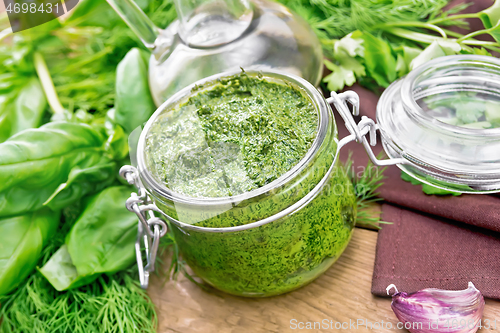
106;0;324;105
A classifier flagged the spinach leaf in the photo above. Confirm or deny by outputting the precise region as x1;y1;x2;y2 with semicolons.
40;186;137;291
0;208;60;296
115;48;156;134
105;123;130;160
0;122;117;217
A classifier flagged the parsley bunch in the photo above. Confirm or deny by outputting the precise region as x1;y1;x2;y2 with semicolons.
278;0;500;91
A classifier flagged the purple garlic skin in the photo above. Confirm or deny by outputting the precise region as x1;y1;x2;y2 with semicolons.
388;282;485;333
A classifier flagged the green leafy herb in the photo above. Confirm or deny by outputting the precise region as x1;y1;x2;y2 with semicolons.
0;209;60;296
0;122;116;217
115;48;156;134
0;209;156;333
0;270;157;333
343;153;391;229
486;101;500;125
296;0;500;91
323;31;365;91
401;170;461;196
408;40;461;71
361;32;397;88
422;92;500;129
0;77;47;142
40;186;137;291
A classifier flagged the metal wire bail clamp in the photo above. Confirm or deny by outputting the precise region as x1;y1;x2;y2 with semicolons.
328;91;406;167
119;165;168;289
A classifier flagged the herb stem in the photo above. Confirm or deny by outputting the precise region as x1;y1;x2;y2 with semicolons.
34;52;66;115
0;27;12;42
429;13;479;25
440;28;500;49
458;29;491;42
479;44;500;53
375;22;448;39
385;27;500;53
60;47;112;74
55;78;113;91
440;28;465;38
381;27;440;44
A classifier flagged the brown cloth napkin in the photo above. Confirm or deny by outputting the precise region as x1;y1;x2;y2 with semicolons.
372;204;500;299
332;25;500;298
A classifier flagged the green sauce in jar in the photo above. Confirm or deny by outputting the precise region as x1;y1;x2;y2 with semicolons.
143;72;356;296
146;73;318;198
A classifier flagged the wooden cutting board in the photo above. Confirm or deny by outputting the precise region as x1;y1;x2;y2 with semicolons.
149;226;500;332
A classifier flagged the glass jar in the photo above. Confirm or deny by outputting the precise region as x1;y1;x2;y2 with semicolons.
121;55;500;297
377;55;500;193
123;70;357;297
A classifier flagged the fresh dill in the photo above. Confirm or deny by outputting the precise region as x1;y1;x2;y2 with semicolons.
343;154;390;229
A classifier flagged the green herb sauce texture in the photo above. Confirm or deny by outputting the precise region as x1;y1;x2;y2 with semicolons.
145;73;357;296
170;178;356;296
146;73;318;198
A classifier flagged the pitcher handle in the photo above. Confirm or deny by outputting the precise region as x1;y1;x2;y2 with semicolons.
106;0;159;48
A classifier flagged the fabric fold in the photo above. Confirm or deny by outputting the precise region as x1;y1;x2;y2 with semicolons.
371;204;500;299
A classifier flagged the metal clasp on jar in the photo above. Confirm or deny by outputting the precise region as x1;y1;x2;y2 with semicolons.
328;91;406;167
119;165;168;289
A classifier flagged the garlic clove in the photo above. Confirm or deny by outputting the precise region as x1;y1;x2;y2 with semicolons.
387;282;485;333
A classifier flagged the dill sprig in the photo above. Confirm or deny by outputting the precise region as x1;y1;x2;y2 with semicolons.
343;154;390;229
279;0;449;41
0;271;157;333
0;216;157;333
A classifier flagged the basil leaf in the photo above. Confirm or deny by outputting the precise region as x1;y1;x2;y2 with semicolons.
38;245;99;291
0;122;116;217
40;186;137;291
0;93;15;142
44;155;118;210
105;124;129;160
115;48;156;134
0;208;60;295
0;77;46;142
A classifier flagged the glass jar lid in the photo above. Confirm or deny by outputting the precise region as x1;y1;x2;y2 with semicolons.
377;55;500;193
